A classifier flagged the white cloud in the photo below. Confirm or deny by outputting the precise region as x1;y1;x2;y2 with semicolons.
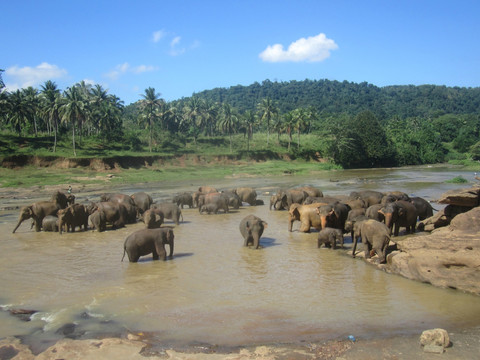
4;62;68;90
259;33;338;63
169;36;186;56
104;62;157;80
152;30;166;43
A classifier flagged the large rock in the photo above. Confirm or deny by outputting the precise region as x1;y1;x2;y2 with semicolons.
437;186;480;207
387;207;480;295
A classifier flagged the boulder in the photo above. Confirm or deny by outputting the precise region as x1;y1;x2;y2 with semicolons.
437;186;480;207
420;328;450;348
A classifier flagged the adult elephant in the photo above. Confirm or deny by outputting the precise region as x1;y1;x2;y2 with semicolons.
353;219;391;263
198;186;217;194
100;193;137;223
288;202;328;232
239;215;268;249
151;203;183;225
51;190;75;208
294;186;323;198
122;228;174;262
344;208;367;237
316;202;351;231
42;215;59;232
365;204;385;222
86;201;127;229
89;209;107;232
197;193;229;214
410;196;434;220
381;191;410;205
221;191;241;209
13;201;62;233
379;200;418;236
172;192;194;209
131;192;153;215
349;190;384;207
270;192;286;210
233;187;257;206
57;203;89;234
142;208;164;229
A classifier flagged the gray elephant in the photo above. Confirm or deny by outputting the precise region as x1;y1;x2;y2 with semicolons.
365;204;385;222
239;215;268;249
221;191;241;209
410;196;434;220
233;187;257;206
344;208;367;236
199;203;220;214
197;193;229;214
131;192;153;215
293;186;323;198
151;203;183;225
379;200;418;236
13;201;62;233
57;203;89;234
270;192;286;210
353;219;391;263
349;190;384;207
317;227;344;249
42;215;59;232
100;193;137;223
89;209;107;232
142;208;164;228
122;228;174;262
86;201;127;229
172;192;194;209
316;202;350;231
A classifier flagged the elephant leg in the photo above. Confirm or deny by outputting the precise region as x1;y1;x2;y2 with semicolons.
154;241;166;261
300;219;311;232
364;240;372;259
329;234;336;249
128;249;140;263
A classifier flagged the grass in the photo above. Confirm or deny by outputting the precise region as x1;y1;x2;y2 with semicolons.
445;175;469;184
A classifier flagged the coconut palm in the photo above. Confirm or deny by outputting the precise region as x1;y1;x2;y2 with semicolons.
182;96;205;144
40;80;61;152
257;97;278;146
7;90;32;135
218;103;239;153
59;86;86;157
140;87;164;152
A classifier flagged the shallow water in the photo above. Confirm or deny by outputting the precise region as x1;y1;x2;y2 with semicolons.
1;165;480;349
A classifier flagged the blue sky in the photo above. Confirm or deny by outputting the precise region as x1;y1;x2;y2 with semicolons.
3;0;480;105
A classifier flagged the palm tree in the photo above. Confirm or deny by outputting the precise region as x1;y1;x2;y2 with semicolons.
59;86;86;157
23;87;40;136
182;96;205;144
257;97;278;146
140;87;164;152
7;90;32;135
242;110;256;152
218;103;239;153
40;80;61;152
292;108;308;150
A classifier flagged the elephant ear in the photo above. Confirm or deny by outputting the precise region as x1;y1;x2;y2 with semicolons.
397;205;406;217
261;221;268;229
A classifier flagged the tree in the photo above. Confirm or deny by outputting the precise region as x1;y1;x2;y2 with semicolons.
7;90;32;134
218;103;239;153
140;87;164;152
182;96;205;144
59;86;86;157
40;80;61;152
257;97;278;146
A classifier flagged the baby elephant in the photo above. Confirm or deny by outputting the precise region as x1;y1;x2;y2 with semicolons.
122;228;174;263
239;215;268;249
42;215;59;232
89;209;106;232
317;227;344;249
199;203;220;214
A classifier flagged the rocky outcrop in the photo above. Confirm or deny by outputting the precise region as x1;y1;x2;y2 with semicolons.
386;186;480;296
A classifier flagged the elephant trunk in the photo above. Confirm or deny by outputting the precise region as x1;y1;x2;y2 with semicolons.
12;218;24;233
288;214;294;232
320;215;327;230
383;213;393;234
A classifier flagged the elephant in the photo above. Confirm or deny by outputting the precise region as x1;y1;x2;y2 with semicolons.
293;186;323;198
197;193;229;214
344;208;367;235
13;201;62;233
86;201;127;229
221;191;241;209
317;227;344;249
233;187;257;206
365;204;385;222
142;208;164;229
150;203;183;225
100;193;137;223
199;203;221;214
349;190;384;207
316;202;351;231
288;202;328;232
89;209;107;232
172;192;194;209
410;196;434;221
381;191;410;205
57;203;89;234
379;200;418;236
270;192;286;210
42;215;59;232
345;198;367;210
131;192;153;215
239;215;268;249
122;228;174;262
51;190;73;209
198;186;218;194
353;219;391;263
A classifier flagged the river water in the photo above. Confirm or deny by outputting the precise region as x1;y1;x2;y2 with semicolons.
1;165;480;351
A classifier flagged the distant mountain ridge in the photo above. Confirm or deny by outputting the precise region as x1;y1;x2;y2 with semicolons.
183;79;480;118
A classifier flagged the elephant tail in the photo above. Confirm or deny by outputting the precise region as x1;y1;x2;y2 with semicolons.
121;247;126;262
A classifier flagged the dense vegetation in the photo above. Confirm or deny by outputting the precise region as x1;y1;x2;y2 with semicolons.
1;69;479;169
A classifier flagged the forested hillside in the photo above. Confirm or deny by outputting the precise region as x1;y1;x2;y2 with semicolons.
1;72;480;169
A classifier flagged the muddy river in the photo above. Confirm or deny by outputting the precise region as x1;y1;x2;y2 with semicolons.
1;165;480;351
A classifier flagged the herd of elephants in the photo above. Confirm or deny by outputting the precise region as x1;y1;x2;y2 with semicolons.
11;184;434;265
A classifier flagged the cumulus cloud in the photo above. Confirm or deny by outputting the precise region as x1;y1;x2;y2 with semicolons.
152;30;166;43
105;62;157;80
169;36;186;56
4;62;68;90
259;33;338;63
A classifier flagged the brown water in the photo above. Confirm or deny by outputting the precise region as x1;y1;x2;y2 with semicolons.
1;165;480;350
